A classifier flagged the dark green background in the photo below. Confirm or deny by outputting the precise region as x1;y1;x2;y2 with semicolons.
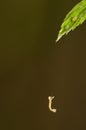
0;0;86;129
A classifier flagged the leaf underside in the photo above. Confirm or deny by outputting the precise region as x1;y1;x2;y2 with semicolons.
56;0;86;42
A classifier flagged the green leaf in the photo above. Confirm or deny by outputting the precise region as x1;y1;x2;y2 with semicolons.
56;0;86;42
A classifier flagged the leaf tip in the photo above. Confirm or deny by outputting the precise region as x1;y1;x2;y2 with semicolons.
56;35;62;42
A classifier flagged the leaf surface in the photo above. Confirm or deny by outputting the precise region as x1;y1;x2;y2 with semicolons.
56;0;86;42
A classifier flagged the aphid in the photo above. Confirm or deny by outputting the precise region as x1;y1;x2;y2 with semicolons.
72;16;78;22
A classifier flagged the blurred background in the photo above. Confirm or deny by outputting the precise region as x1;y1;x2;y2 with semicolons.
0;0;86;129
